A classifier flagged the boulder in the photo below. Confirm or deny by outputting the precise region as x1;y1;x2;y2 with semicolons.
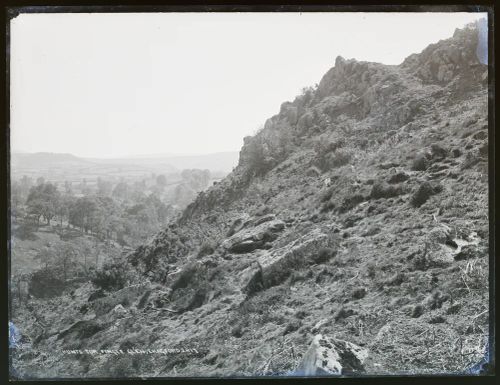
227;213;251;237
221;219;285;254
112;304;127;316
243;228;337;295
250;214;276;227
297;334;368;375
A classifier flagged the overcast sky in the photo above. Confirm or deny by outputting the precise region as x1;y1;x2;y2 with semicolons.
10;12;485;158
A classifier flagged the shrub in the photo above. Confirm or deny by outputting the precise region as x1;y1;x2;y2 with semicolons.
320;188;334;203
91;260;134;291
328;149;352;168
315;141;352;171
320;200;336;213
411;304;424;318
312;247;336;264
198;241;216;258
410;181;442;208
430;144;448;159
339;194;365;213
388;172;410;184
370;182;404;199
366;263;376;279
334;306;355;321
29;268;67;298
385;272;405;286
14;223;38;241
461;151;480;170
306;166;322;177
411;153;429;171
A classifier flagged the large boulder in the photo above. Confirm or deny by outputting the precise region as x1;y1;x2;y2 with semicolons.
297;334;368;376
221;219;285;254
243;228;337;295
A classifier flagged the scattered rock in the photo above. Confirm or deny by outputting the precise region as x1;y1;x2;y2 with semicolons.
385;272;405;286
227;213;251;236
352;288;367;300
334;307;355;321
112;304;127;316
446;304;461;315
424;291;450;310
454;244;482;261
231;324;243;338
339;194;365;213
363;225;381;237
296;334;368;375
428;315;446;324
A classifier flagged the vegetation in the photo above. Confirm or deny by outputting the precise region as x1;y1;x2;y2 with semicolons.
90;257;135;292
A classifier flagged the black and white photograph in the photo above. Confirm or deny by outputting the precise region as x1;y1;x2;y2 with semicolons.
7;8;493;379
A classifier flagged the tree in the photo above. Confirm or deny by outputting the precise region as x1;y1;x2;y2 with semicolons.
26;198;45;225
54;242;78;281
156;174;167;188
64;180;73;195
97;177;113;197
112;181;129;201
10;181;23;220
34;245;55;269
20;176;33;197
92;196;120;241
26;182;60;225
55;194;75;227
146;193;169;223
69;196;98;232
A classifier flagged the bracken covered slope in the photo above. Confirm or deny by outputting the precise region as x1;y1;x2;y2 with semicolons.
13;22;490;377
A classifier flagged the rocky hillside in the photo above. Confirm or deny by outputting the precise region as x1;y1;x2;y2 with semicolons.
12;22;490;378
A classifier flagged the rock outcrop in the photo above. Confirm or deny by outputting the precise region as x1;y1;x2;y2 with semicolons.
221;219;286;254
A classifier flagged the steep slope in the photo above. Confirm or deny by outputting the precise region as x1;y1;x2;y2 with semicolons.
12;22;489;377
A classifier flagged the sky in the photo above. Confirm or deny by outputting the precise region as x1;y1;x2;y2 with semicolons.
10;12;486;158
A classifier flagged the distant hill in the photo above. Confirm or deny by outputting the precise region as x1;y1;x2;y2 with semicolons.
133;152;239;173
10;151;240;180
11;152;93;170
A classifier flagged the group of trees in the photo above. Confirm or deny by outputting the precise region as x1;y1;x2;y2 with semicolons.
12;177;177;248
11;169;215;301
